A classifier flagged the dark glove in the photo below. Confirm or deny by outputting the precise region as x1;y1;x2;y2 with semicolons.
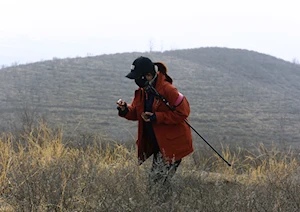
117;103;128;117
149;113;156;122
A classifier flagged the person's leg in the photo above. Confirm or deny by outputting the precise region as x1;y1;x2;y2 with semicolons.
164;159;181;183
148;152;182;202
149;152;182;186
149;151;165;186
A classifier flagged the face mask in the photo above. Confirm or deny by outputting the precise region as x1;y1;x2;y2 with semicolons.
135;75;148;88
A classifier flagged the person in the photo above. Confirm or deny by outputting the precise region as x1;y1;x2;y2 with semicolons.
117;56;193;190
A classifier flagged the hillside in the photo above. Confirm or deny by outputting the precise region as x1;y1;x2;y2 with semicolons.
0;47;300;148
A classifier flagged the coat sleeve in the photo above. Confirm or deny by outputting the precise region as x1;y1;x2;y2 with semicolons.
155;84;190;125
118;90;140;121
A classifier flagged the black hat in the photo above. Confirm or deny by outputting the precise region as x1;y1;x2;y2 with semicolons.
126;56;155;79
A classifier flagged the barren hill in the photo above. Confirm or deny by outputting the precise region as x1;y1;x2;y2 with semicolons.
1;47;299;148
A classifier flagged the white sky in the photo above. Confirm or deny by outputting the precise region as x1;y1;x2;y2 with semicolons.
0;0;299;66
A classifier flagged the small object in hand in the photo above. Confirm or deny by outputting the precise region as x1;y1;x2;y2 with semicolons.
141;112;149;119
117;99;125;107
117;99;127;111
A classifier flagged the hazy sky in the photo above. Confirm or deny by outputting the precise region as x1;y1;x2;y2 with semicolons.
0;0;299;66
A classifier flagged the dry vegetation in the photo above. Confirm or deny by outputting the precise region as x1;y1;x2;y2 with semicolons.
0;122;299;211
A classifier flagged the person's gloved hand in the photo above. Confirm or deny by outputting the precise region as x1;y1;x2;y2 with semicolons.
116;99;128;116
141;112;156;122
116;99;127;111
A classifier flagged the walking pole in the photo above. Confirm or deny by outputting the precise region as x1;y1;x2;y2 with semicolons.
147;85;232;167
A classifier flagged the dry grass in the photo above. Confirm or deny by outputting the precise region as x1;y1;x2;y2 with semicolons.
0;123;299;211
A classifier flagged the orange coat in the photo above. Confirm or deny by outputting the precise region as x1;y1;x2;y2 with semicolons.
121;72;193;164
